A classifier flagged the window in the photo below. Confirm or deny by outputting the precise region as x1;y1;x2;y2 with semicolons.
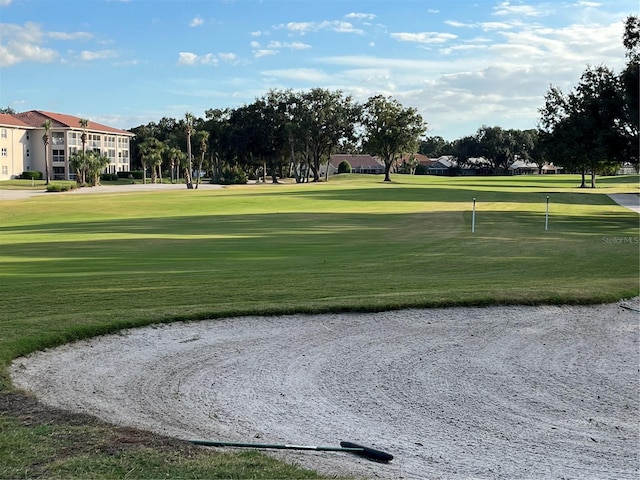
108;149;116;161
1;147;6;157
2;166;7;175
26;149;30;157
68;132;78;146
52;149;65;162
106;136;116;148
1;129;6;138
53;167;65;180
52;132;65;145
90;134;101;147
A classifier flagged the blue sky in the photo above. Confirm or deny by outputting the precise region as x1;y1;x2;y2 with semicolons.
0;0;635;140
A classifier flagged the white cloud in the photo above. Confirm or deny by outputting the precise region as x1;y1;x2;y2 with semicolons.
314;11;627;140
0;22;57;66
391;32;458;44
79;49;118;61
574;1;601;6
493;1;544;17
480;21;516;31
254;49;278;58
189;15;204;27
266;40;311;50
261;68;331;83
0;0;12;6
282;20;363;35
48;31;93;40
345;12;376;20
251;39;310;58
178;52;198;65
218;52;238;63
177;51;219;65
445;20;472;28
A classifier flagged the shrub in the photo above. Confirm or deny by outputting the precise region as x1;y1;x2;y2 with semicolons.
46;183;76;192
116;171;132;179
125;170;144;179
212;165;247;185
20;171;42;180
100;173;119;182
338;161;352;174
415;164;429;175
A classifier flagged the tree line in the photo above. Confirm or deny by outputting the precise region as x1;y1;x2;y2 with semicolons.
130;16;637;187
130;91;426;185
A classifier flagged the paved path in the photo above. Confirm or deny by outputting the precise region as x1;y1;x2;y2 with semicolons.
0;183;223;200
608;194;640;214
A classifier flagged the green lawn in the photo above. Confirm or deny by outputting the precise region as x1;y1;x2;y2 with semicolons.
0;173;638;479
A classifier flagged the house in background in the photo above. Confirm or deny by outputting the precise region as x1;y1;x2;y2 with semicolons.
0;110;134;181
397;153;433;174
508;160;539;175
428;156;456;175
327;154;386;175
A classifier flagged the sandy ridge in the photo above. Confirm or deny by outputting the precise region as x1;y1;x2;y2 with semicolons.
10;300;640;479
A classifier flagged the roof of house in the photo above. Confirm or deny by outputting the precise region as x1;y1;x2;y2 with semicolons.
330;154;385;169
509;160;538;170
398;153;433;165
12;110;133;136
542;163;563;170
0;113;33;128
430;156;456;168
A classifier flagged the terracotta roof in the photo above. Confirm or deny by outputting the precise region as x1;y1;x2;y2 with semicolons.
0;113;33;128
13;110;133;135
398;153;432;165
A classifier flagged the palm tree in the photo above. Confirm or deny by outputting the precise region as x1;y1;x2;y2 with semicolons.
69;151;88;184
185;112;194;189
194;130;209;189
166;146;184;184
139;137;163;184
42;120;51;185
79;118;89;185
86;151;110;186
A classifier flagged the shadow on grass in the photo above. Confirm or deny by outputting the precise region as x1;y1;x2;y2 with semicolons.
1;210;637;270
214;187;626;206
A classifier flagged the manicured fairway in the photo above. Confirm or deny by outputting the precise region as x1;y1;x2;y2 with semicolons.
1;175;638;380
0;174;638;478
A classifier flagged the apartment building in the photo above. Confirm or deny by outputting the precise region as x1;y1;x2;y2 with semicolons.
0;110;134;181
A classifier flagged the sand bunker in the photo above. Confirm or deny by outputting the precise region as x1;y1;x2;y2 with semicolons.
10;300;640;479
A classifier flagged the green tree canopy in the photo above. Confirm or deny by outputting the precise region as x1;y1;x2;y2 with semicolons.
361;95;427;182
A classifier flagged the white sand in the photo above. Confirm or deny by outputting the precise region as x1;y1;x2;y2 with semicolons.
10;299;640;479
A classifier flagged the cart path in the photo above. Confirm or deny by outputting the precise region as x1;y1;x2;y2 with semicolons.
608;193;640;213
11;299;640;479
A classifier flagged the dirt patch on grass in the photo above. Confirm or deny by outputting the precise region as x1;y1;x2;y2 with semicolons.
10;300;640;479
0;391;195;452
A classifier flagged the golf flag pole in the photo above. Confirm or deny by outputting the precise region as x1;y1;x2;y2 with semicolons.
472;198;476;233
545;195;549;231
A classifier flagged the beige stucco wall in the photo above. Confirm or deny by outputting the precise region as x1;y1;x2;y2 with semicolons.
0;126;32;180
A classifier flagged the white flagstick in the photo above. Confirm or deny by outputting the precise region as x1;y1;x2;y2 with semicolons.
472;198;476;233
545;195;549;231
